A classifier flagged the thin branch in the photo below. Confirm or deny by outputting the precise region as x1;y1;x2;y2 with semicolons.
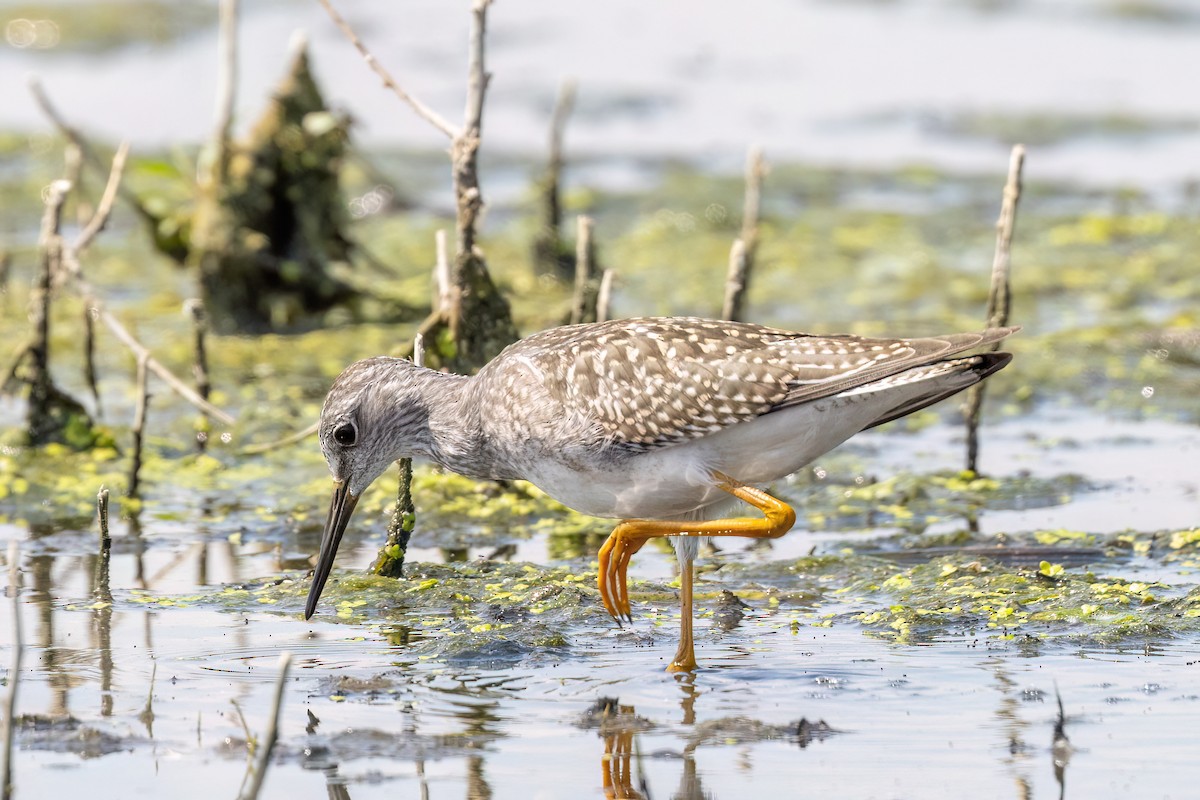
94;486;113;607
986;144;1025;332
570;215;597;325
724;145;765;322
209;0;239;184
55;150;236;426
533;79;577;275
75;140;129;253
547;79;577;179
741;145;765;253
374;333;424;579
185;300;212;452
316;0;459;139
83;306;101;416
29;79;158;227
237;421;318;456
450;0;493;264
463;0;493;138
26;180;70;438
434;229;451;314
97;487;111;544
413;332;426;368
63;142;86;223
128;353;150;498
596;268;615;323
965;143;1025;474
80;296;235;426
722;238;749;321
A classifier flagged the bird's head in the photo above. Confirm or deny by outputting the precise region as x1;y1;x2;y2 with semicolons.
305;357;432;619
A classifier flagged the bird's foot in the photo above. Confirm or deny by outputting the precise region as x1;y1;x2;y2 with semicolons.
598;525;648;622
666;644;698;674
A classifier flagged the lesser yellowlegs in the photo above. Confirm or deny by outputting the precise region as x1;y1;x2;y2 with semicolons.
305;317;1016;671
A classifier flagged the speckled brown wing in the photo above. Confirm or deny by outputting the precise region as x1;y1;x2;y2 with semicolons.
510;317;1014;451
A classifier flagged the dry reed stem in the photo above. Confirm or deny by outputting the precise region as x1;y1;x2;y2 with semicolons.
208;0;239;183
965;144;1025;474
434;229;451;314
722;238;749;321
596;268;615;323
97;487;110;544
316;0;458;138
570;215;597;324
55;146;236;426
128;353;150;497
185;300;212;452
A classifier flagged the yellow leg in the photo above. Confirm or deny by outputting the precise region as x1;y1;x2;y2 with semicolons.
596;472;797;669
667;557;697;673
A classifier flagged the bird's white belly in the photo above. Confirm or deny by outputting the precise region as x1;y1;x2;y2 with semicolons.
524;394;889;520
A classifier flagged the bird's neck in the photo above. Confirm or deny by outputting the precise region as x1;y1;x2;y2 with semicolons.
417;369;507;480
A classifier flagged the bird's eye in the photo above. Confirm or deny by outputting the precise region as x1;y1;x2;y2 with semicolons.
332;422;357;447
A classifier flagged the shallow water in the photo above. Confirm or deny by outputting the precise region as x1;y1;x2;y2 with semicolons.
3;410;1200;798
3;1;1200;797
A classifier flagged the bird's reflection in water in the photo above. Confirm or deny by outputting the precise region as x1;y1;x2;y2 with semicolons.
602;725;647;800
593;671;840;799
583;697;650;800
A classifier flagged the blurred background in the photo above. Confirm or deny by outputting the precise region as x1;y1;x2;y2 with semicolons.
5;0;1200;189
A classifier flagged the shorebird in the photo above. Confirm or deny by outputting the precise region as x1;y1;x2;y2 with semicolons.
305;317;1015;671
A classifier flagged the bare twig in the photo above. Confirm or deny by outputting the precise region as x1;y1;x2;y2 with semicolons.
533;79;577;275
237;652;293;800
97;487;111;544
596;268;615;323
74;292;235;426
2;542;23;800
723;146;765;321
985;145;1025;332
451;0;493;264
71;142;125;418
29;80;160;229
185;300;212;452
237;421;318;456
965;144;1024;474
75;140;129;253
463;0;491;139
316;0;458;138
722;238;748;321
207;0;239;184
82;307;101;416
570;215;598;324
434;229;451;314
413;332;426;368
63;142;87;223
374;334;424;579
547;80;576;200
742;145;766;254
26;180;70;439
128;353;150;497
324;0;514;370
55;148;236;426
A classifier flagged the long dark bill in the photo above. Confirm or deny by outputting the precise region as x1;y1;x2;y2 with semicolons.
304;480;361;619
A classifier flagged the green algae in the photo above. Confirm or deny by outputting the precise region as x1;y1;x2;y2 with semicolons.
840;553;1200;646
3;135;1200;660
